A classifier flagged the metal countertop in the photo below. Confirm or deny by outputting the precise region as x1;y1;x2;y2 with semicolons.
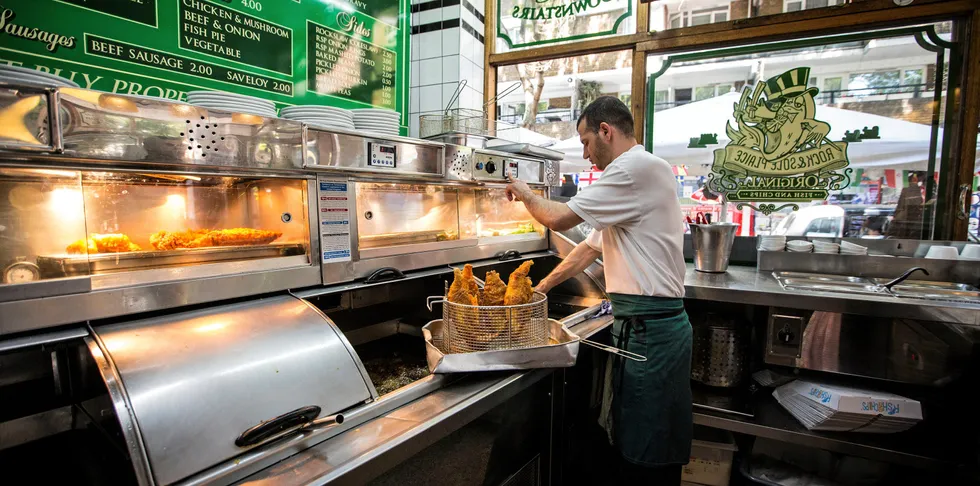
236;312;614;486
683;264;980;326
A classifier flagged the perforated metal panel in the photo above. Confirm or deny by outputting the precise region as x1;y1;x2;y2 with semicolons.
445;144;474;181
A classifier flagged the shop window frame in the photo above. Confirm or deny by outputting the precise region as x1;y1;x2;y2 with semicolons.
642;25;964;239
485;0;980;239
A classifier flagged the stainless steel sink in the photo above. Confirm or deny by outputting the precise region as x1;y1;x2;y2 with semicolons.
773;272;980;304
773;272;887;296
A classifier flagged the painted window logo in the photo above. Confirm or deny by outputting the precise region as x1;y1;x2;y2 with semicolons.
707;67;853;215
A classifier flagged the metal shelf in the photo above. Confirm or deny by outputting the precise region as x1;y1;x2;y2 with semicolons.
694;392;974;471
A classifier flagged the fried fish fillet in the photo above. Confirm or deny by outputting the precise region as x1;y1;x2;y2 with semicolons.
208;228;282;247
66;238;97;255
503;260;534;306
149;228;282;250
150;229;212;250
67;234;141;254
479;270;506;306
447;264;479;305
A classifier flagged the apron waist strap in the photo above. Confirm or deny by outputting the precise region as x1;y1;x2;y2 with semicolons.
630;308;685;321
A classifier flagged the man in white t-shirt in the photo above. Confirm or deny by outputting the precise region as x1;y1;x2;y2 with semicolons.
506;96;691;485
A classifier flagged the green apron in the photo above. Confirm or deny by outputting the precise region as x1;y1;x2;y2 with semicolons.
608;293;693;467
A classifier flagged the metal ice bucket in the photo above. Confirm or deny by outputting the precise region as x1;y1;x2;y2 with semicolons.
690;223;739;273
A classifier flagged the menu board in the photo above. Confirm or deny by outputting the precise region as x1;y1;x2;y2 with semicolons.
0;0;408;132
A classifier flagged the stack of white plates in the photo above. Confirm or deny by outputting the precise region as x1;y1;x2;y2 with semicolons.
186;91;277;117
352;109;400;136
786;240;813;253
774;380;922;433
840;241;868;255
758;236;786;252
812;240;840;254
280;105;353;129
0;64;78;88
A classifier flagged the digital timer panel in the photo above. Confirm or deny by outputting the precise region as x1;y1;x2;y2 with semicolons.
368;142;397;168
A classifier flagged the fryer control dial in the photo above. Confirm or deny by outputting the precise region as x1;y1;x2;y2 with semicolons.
484;161;496;174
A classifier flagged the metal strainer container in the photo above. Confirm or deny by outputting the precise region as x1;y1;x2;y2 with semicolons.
426;292;550;354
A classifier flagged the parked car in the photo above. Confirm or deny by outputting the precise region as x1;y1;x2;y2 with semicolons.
771;205;894;238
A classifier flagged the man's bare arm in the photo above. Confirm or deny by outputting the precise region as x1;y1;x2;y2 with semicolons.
505;180;583;231
536;241;601;294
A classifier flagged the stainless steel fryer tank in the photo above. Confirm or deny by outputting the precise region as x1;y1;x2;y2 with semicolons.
86;294;374;485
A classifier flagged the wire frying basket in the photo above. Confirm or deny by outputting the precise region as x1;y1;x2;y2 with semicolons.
418;80;522;139
426;292;550;354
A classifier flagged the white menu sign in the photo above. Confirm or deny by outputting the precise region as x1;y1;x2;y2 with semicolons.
318;180;352;264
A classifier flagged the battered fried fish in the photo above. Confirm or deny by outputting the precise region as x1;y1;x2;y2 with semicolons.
149;228;282;250
66;234;142;254
447;264;479;305
503;260;534;305
208;228;282;247
479;270;506;306
150;229;212;250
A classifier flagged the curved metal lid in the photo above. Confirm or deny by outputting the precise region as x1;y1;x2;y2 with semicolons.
89;295;372;485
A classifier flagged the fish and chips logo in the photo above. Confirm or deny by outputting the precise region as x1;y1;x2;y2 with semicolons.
707;67;852;215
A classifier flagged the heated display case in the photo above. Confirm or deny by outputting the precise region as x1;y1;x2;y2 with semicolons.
355;183;464;258
461;187;546;243
1;168;311;286
351;183;547;261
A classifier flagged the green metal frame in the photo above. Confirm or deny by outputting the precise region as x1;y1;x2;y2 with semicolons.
496;0;634;49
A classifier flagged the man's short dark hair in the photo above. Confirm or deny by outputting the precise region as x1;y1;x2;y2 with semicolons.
578;96;634;137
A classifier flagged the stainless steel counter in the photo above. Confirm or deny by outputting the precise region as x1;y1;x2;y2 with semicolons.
236;311;614;486
684;264;980;326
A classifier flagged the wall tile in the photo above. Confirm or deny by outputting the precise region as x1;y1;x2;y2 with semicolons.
410;113;420;138
419;31;441;59
420;85;443;112
443;27;460;56
419;57;442;86
442;5;460;21
442;56;460;83
410;34;420;61
459;31;475;63
410;87;420;113
419;8;441;25
410;60;420;87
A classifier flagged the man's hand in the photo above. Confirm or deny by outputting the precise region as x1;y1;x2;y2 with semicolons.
505;178;533;202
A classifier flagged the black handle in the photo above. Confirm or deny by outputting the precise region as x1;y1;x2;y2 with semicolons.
365;267;405;283
882;267;929;291
498;249;522;261
235;405;321;447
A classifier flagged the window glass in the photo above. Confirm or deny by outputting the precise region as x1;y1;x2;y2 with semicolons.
497;0;637;54
651;0;865;32
695;86;717;101
496;50;632;178
645;24;956;239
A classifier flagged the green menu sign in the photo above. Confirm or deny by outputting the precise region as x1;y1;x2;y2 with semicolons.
0;0;409;132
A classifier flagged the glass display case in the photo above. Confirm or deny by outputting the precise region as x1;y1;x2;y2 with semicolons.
460;187;546;243
355;183;463;256
353;183;547;259
0;168;310;285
